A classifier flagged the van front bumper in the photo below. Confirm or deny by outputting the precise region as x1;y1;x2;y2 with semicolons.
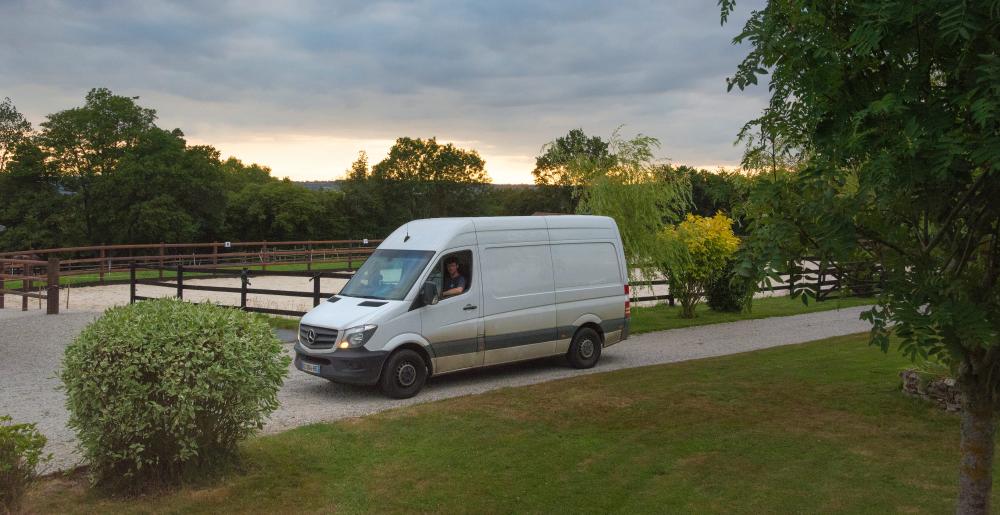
294;342;389;385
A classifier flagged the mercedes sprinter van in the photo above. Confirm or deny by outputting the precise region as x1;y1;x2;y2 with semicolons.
294;216;630;398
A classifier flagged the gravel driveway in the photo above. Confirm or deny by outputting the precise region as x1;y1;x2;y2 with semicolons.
0;305;872;472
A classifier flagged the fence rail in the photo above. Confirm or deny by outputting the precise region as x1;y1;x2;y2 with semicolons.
129;263;355;317
629;258;883;305
0;239;380;287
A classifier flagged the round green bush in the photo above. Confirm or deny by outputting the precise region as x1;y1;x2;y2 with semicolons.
705;259;749;313
61;298;289;491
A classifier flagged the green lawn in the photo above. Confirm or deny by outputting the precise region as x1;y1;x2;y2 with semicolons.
25;333;995;513
629;295;875;334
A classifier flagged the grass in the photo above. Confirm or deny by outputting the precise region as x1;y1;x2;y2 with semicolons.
24;333;997;513
629;294;875;334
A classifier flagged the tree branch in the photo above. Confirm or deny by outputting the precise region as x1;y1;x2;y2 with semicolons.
925;171;991;254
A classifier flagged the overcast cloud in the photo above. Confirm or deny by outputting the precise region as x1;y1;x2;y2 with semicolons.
1;0;767;183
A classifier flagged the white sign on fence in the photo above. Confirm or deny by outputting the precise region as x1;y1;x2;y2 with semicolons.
224;241;232;248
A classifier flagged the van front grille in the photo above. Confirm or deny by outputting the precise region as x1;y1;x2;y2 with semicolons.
299;324;339;349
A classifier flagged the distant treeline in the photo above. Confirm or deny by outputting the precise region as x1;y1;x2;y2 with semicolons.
0;90;748;252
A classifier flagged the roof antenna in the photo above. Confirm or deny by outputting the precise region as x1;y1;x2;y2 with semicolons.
404;223;411;242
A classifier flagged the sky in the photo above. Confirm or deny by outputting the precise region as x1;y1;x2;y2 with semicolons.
1;0;767;184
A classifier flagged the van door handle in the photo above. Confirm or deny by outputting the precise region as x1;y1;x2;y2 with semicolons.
463;304;477;311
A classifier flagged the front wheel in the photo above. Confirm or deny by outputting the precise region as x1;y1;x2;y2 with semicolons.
379;349;428;399
567;327;602;369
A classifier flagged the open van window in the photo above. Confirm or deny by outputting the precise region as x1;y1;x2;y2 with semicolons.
340;249;435;300
428;250;473;299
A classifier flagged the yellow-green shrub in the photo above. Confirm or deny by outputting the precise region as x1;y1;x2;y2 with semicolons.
60;298;290;492
659;213;740;318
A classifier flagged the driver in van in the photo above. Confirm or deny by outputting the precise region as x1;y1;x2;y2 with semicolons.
441;256;466;297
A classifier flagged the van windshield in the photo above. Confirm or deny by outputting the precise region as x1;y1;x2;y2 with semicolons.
339;249;435;301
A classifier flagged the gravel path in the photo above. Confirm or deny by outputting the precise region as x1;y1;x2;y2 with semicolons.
0;305;872;472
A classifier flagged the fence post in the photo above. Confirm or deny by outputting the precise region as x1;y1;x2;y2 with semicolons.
240;268;249;309
213;242;218;266
347;241;353;271
307;243;313;272
159;243;165;280
176;264;184;300
47;257;59;315
0;272;5;309
313;274;321;307
99;247;106;283
129;262;136;304
22;276;29;311
262;241;268;271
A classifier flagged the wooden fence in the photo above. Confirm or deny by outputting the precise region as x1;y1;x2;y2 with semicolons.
0;257;60;314
129;263;355;317
0;239;380;287
629;258;883;305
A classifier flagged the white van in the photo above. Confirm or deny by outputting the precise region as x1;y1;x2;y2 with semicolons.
294;215;631;398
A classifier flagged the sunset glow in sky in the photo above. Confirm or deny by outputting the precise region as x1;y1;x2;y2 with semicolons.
2;1;766;183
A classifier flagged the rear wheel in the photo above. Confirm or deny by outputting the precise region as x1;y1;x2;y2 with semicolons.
567;327;602;369
379;349;428;399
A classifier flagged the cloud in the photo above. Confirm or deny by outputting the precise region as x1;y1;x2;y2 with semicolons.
0;0;767;182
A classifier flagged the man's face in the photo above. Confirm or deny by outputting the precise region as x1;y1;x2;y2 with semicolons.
447;262;458;275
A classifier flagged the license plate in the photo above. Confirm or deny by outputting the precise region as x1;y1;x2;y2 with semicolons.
300;362;321;374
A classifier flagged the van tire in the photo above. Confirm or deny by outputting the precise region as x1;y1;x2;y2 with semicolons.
567;327;602;369
379;349;427;399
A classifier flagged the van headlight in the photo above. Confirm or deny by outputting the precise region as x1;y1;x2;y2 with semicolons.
339;324;377;349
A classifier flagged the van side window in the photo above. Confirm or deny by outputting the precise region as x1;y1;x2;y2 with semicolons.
434;250;473;299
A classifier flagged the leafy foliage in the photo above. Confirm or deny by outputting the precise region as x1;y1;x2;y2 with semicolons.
706;258;749;313
60;298;289;492
659;214;740;318
566;130;691;281
532;128;614;186
0;415;49;513
0;97;32;174
722;0;1000;510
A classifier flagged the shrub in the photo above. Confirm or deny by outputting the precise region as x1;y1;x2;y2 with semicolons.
60;298;290;492
0;416;49;513
706;258;749;312
659;213;740;318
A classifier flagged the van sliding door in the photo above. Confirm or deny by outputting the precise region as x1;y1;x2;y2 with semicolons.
480;244;557;365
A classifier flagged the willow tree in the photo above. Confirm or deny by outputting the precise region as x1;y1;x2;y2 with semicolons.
564;130;690;282
720;1;1000;513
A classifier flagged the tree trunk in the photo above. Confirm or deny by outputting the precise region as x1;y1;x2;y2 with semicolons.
957;384;996;515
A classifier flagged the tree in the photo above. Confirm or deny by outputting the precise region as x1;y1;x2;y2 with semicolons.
565;130;691;282
37;88;157;242
0;97;32;174
93;129;227;244
721;1;1000;512
225;180;348;242
0;142;71;251
532;128;614;186
370;137;492;222
658;214;740;318
220;157;273;192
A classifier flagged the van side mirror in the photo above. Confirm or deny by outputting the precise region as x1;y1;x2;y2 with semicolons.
421;282;439;306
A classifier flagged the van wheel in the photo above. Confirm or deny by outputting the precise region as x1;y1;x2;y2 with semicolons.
568;327;602;369
379;349;427;399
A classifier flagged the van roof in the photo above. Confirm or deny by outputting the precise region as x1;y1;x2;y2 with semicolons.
378;215;618;251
